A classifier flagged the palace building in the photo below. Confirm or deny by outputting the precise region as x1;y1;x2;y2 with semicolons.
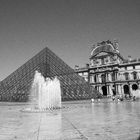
75;40;140;97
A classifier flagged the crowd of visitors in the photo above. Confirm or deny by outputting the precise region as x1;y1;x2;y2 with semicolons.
91;92;139;103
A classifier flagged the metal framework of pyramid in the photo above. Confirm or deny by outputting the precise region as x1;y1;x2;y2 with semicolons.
0;47;98;102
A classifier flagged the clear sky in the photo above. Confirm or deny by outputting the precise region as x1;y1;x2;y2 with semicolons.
0;0;140;80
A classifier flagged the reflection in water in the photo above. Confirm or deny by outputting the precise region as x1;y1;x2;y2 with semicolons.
1;101;140;140
39;111;62;139
90;101;140;139
17;110;62;139
91;101;140;124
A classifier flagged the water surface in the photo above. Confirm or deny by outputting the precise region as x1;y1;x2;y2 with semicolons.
0;100;139;140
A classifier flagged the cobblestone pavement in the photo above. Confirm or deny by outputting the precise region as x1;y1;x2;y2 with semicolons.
0;100;140;140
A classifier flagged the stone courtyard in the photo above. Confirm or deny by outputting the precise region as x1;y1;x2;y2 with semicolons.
0;99;140;140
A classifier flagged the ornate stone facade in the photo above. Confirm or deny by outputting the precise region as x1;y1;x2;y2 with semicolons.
75;40;140;97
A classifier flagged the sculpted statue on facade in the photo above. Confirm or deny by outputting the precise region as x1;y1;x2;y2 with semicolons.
137;72;140;79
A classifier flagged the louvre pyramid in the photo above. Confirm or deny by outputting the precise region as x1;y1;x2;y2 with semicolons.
0;47;98;102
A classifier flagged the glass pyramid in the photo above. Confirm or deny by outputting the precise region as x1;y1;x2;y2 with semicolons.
0;47;98;102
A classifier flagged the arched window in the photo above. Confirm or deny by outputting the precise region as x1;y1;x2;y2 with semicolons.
123;85;130;94
132;84;138;90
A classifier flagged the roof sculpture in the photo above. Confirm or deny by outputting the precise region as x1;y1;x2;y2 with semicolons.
90;40;124;60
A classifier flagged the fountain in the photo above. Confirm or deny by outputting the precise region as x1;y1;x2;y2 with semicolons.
24;71;62;112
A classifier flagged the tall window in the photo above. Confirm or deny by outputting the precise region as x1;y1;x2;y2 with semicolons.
101;74;106;83
101;58;105;65
124;72;129;80
90;75;94;83
95;86;97;90
112;72;115;81
133;72;137;80
94;75;97;83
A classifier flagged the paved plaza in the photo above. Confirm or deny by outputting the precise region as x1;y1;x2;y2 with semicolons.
0;99;140;140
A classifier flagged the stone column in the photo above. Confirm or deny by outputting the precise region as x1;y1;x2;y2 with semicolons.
137;83;140;97
109;85;113;96
137;72;140;79
96;74;99;83
129;84;133;96
115;85;117;93
107;85;109;96
98;86;100;93
117;73;120;80
108;56;110;63
96;86;98;91
98;74;101;83
108;73;112;82
92;75;94;83
99;86;102;95
121;84;124;95
138;83;140;89
90;75;92;83
105;73;108;82
115;72;117;81
118;84;120;94
119;84;124;96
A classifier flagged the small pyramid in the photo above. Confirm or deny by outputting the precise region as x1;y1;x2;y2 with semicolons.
0;47;96;102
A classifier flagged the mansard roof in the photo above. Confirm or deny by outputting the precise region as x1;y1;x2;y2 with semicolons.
90;40;124;60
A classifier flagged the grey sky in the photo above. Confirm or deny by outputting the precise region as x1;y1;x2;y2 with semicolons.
0;0;140;80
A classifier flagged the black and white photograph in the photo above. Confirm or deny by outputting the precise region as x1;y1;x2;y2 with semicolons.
0;0;140;139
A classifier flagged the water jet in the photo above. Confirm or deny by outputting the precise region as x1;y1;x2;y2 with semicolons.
23;71;62;112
